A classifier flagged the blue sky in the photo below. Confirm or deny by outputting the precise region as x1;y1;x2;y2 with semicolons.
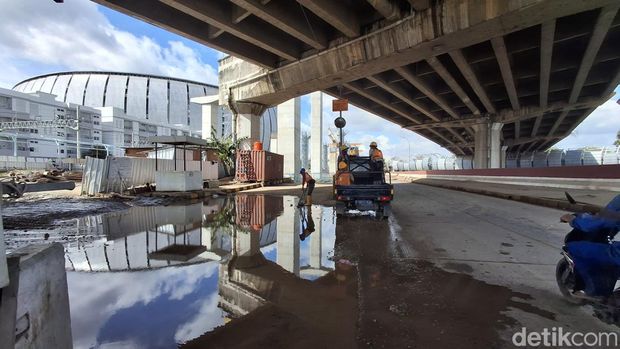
1;1;618;160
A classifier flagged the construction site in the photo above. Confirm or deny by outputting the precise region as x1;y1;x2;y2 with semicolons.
2;1;620;348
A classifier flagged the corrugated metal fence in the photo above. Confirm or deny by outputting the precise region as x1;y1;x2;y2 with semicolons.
0;156;84;171
82;156;218;195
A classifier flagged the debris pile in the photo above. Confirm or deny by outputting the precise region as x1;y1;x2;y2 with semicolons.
1;170;82;184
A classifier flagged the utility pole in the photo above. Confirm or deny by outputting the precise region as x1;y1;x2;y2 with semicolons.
76;105;80;159
400;136;412;163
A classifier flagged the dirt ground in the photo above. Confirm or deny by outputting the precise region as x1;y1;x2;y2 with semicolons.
335;216;556;348
244;183;337;206
243;177;409;207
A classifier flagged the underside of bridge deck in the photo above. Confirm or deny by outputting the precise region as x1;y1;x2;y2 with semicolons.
93;0;620;156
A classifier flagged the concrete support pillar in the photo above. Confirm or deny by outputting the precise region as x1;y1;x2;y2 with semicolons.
277;197;300;276
489;123;503;168
191;95;220;139
309;207;322;269
500;145;508;169
310;92;323;178
238;114;261;141
236;230;260;258
230;101;267;143
202;104;219;139
473;122;503;169
277;97;301;180
473;123;489;169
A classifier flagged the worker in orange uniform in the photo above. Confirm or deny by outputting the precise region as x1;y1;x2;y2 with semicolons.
369;141;384;171
299;168;315;206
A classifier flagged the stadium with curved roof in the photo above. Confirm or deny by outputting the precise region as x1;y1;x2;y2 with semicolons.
12;71;278;148
13;71;218;130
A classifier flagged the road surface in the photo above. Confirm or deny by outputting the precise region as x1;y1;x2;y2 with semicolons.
338;183;617;348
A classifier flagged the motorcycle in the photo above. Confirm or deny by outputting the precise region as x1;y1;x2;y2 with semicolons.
555;192;620;324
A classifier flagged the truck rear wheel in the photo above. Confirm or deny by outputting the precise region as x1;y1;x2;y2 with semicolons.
336;203;346;217
377;203;391;220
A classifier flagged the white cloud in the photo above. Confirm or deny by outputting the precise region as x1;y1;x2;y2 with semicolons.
68;262;220;349
555;96;620;149
174;293;224;343
319;93;451;160
0;1;219;88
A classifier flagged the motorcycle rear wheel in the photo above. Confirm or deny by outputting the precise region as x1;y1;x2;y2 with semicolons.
556;258;585;305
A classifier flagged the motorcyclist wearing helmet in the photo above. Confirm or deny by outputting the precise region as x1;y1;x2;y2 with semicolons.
300;168;315;206
561;195;620;298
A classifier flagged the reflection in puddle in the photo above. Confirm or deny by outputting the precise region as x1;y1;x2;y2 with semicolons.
9;195;338;348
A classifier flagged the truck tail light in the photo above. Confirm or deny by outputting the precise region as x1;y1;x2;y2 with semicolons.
378;195;391;202
337;195;347;200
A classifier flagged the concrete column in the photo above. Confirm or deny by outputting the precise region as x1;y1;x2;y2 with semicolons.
270;135;278;154
500;145;508;168
309;207;322;269
473;123;489;169
236;230;260;257
277;197;300;276
238;114;261;141
230;101;267;143
190;95;220;139
310;92;323;178
489;123;504;168
473;122;503;169
277;97;301;180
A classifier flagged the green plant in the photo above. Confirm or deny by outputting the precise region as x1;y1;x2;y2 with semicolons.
615;130;619;146
206;127;247;176
207;196;236;233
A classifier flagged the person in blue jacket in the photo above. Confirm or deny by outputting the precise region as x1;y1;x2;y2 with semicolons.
561;195;620;298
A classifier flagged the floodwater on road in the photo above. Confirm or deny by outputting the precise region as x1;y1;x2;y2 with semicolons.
4;194;353;349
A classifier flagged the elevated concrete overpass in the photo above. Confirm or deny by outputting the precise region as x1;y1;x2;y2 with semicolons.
93;0;620;168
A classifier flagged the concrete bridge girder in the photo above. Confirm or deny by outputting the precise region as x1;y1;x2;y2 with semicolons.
93;0;620;156
217;0;619;156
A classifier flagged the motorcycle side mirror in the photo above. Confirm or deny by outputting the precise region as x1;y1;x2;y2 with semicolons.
565;191;577;205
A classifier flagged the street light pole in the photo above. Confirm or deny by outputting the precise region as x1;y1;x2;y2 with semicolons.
76;105;80;159
400;136;412;163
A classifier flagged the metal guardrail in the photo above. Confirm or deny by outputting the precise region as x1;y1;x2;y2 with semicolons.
392;146;620;171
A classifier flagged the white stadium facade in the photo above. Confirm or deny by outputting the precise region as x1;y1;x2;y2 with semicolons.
14;72;218;131
0;71;277;158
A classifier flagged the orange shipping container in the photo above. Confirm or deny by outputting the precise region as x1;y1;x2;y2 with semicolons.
236;150;284;182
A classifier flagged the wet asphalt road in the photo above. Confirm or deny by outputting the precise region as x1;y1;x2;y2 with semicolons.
346;183;617;348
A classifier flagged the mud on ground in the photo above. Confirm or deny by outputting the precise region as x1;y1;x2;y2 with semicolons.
243;183;337;206
2;197;132;230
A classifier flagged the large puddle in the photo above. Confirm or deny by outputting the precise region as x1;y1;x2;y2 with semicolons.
5;194;345;349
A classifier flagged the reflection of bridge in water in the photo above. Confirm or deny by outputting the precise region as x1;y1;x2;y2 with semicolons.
38;194;349;347
64;195;333;281
184;196;356;349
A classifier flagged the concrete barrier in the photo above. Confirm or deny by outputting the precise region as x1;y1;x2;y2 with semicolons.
400;164;620;178
398;164;620;191
410;180;603;213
